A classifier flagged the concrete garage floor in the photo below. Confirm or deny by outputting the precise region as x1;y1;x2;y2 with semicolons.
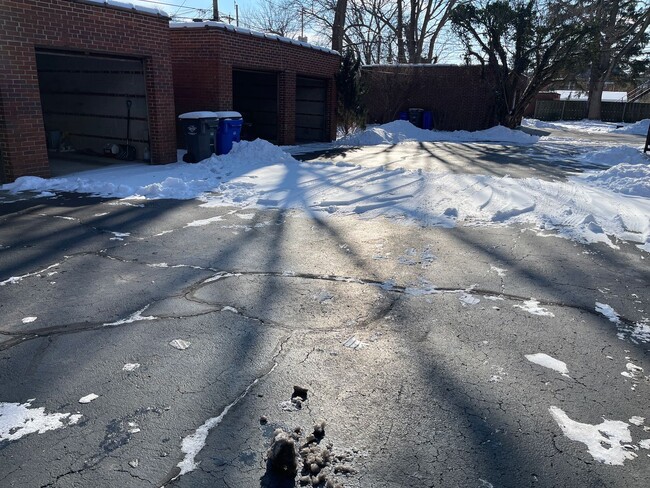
0;128;648;488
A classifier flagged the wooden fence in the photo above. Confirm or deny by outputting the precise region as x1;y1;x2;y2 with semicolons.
535;100;650;122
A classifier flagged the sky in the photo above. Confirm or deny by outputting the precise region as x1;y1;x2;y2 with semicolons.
130;0;260;22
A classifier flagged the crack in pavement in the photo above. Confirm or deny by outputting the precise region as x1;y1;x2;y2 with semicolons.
2;261;643;351
159;333;293;487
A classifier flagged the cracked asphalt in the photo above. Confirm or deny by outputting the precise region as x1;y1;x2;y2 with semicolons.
0;151;649;487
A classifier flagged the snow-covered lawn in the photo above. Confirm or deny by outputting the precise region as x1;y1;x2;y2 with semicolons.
2;119;649;251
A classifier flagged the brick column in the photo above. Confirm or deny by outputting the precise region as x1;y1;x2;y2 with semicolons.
278;70;296;145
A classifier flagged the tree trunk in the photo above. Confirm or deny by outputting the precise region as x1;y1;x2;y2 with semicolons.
332;0;348;52
587;77;605;120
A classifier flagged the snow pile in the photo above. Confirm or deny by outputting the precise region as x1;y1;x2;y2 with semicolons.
578;146;648;168
613;119;650;136
337;120;539;146
580;163;650;197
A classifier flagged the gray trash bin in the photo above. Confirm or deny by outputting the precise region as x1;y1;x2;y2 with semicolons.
178;111;220;163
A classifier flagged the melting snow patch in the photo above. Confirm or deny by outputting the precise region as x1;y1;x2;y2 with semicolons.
639;439;650;449
122;363;141;372
78;393;99;404
109;232;130;241
184;216;223;227
343;336;366;350
514;299;554;317
549;406;636;465
0;262;60;286
103;305;156;326
0;401;82;442
21;316;37;323
221;306;239;314
525;353;569;376
169;339;191;350
595;302;621;323
629;416;645;426
314;290;334;304
490;265;506;277
459;292;480;305
621;362;644;379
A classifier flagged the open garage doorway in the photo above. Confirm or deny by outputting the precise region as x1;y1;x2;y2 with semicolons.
233;70;278;143
36;50;150;175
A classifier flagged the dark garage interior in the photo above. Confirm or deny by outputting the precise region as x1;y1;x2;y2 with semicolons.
233;70;278;143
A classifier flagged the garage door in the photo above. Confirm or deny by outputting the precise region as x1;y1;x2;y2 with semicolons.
296;77;327;143
233;70;278;142
36;51;149;160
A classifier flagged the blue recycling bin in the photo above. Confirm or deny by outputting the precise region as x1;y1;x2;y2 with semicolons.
422;111;433;130
398;111;409;121
215;112;243;155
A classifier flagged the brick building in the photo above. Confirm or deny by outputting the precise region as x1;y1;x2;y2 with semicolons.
362;65;497;132
170;22;340;146
0;0;178;183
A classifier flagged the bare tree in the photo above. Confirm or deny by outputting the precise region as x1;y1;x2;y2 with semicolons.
246;0;302;38
582;0;650;119
452;0;588;128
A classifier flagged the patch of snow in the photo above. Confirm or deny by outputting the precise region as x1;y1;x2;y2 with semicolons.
490;265;506;277
103;305;156;326
639;439;650;449
314;290;334;304
629;416;645;426
343;336;366;350
78;393;99;404
21;316;37;323
185;216;223;227
109;231;130;241
221;306;239;314
169;339;191;350
580;163;650;197
525;353;569;376
0;262;60;286
122;363;140;372
514;299;554;317
595;302;620;324
459;292;480;306
549;406;636;465
0;401;82;442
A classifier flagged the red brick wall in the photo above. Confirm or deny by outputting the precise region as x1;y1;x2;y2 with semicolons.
170;26;340;145
362;65;497;131
0;0;177;183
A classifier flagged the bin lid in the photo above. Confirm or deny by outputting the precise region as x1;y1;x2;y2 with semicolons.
213;111;242;119
178;111;219;119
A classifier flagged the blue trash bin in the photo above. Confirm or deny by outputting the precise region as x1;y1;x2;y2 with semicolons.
215;111;243;155
398;111;409;121
422;111;433;130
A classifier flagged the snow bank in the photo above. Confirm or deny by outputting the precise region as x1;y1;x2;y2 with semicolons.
580;163;650;197
578;146;649;168
523;118;650;136
337;120;539;146
3;138;649;251
612;119;650;136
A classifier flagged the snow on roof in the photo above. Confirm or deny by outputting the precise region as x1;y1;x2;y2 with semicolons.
82;0;169;18
169;21;339;56
555;90;627;102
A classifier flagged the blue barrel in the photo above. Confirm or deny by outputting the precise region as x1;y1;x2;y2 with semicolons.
398;111;409;121
422;111;433;130
216;118;243;155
